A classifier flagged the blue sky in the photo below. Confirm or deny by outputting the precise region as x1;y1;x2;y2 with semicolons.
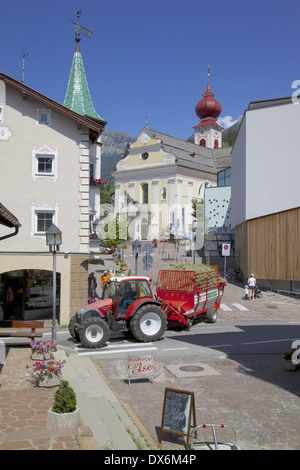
2;0;299;139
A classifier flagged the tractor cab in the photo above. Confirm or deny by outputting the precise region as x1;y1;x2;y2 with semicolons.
107;276;153;319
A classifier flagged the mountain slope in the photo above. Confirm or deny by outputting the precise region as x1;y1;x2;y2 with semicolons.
101;129;135;185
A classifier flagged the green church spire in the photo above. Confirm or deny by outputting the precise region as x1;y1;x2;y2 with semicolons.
64;10;103;121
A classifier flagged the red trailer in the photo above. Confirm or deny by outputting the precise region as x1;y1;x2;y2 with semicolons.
156;267;226;328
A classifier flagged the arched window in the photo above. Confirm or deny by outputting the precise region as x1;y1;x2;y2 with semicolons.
200;139;206;147
142;183;148;204
214;139;219;148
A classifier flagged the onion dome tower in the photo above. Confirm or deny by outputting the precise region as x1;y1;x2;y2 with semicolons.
193;68;223;148
64;10;104;121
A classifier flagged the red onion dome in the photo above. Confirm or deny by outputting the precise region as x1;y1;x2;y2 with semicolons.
195;78;222;121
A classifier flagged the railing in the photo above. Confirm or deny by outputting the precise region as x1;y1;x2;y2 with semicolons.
277;290;300;301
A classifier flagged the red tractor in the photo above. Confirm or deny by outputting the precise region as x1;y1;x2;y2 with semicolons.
69;268;226;349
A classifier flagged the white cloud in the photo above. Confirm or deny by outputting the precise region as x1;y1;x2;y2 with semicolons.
217;115;240;129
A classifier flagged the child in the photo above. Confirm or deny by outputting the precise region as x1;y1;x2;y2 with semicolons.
244;285;249;300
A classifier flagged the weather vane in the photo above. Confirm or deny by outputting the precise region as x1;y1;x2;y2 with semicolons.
207;64;211;77
68;9;94;44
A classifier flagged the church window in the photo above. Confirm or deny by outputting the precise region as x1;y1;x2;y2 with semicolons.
141;183;148;204
141;152;149;160
200;139;206;147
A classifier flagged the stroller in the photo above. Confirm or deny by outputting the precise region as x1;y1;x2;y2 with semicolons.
254;284;263;299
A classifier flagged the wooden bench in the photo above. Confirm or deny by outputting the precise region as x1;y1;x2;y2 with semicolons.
0;321;44;340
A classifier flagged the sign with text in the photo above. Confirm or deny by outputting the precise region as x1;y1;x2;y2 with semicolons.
127;353;155;385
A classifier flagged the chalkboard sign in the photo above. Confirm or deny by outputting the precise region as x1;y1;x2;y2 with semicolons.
159;388;196;449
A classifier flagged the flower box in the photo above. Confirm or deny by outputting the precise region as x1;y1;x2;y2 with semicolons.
26;359;66;387
31;349;51;361
30;340;56;361
46;407;80;429
283;360;300;372
38;373;61;387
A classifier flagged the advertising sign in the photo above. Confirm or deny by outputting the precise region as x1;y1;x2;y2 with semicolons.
127;353;155;385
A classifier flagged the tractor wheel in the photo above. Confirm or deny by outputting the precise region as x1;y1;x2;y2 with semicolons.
130;304;167;342
69;315;79;341
206;306;218;323
79;317;110;348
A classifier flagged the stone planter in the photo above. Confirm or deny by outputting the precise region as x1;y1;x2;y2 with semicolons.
46;408;80;430
31;350;51;361
37;374;61;387
283;360;300;371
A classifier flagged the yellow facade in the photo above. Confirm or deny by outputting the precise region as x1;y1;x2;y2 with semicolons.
113;127;224;240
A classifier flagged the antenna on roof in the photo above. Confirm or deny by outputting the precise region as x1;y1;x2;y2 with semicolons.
68;9;94;45
20;46;37;83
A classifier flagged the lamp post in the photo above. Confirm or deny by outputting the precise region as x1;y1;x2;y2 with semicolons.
45;224;62;347
132;240;141;276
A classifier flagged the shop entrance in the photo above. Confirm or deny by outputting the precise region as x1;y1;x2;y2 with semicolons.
0;269;60;321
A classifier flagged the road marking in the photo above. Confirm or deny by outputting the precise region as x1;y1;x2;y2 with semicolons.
232;303;249;311
220;303;232;311
162;348;189;351
77;346;158;356
241;338;299;345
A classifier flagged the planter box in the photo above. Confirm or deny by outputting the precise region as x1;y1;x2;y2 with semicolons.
46;408;80;430
37;374;61;387
283;360;300;371
31;350;51;361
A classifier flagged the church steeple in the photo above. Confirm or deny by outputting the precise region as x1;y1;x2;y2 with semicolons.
64;10;103;121
193;67;223;148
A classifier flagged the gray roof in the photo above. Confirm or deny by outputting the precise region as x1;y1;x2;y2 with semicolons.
137;127;232;174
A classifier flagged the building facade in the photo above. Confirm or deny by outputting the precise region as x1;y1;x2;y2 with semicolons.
231;96;300;291
111;76;231;244
0;72;105;324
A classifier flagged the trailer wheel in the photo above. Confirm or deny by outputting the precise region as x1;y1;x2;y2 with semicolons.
130;304;167;342
206;306;218;323
69;315;79;341
79;317;109;348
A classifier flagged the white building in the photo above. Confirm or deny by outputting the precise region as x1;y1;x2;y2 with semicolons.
231;96;300;290
0;72;105;324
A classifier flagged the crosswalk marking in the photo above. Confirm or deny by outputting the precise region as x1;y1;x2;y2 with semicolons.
232;303;249;311
220;303;249;312
77;346;158;356
220;303;232;311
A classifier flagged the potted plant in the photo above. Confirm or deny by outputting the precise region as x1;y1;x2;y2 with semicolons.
47;380;80;429
26;359;66;387
30;340;56;360
283;350;300;371
121;261;127;271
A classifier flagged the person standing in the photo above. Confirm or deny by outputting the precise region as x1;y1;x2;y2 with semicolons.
88;272;97;299
248;274;256;300
100;270;111;299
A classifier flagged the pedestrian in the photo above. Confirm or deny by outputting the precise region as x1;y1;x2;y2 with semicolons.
100;270;111;299
88;272;97;299
247;274;256;300
244;285;249;300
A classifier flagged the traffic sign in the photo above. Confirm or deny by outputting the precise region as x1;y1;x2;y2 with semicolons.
142;244;153;254
222;243;231;256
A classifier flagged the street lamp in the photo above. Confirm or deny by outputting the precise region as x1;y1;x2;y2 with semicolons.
45;224;62;347
132;240;141;275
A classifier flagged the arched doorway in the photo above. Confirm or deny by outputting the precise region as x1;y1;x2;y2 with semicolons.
0;269;60;321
